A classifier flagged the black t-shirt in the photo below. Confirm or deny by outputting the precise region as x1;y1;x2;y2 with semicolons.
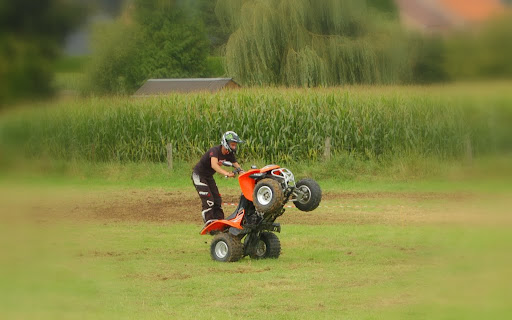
193;145;236;177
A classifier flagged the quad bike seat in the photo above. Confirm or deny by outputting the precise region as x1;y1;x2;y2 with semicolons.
224;194;254;220
224;210;239;221
224;197;245;220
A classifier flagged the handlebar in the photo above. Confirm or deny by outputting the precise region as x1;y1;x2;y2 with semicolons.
222;162;244;178
224;167;244;178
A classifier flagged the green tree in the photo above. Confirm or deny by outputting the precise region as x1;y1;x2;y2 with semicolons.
0;0;86;105
216;0;410;86
85;0;209;95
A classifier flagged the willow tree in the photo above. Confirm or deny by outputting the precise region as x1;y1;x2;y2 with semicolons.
216;0;410;86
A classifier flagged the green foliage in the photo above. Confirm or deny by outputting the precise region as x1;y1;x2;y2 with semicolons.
205;56;226;77
197;0;231;53
53;56;90;73
83;21;143;95
53;72;85;92
84;0;209;95
0;36;54;102
216;0;410;86
0;0;85;39
410;36;450;83
443;14;512;80
1;85;511;164
367;0;398;16
0;0;87;105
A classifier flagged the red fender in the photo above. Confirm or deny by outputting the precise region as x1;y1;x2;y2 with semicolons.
200;208;245;235
238;169;258;201
238;165;280;201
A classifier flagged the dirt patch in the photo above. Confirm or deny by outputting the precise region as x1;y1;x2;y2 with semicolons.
87;190;198;223
77;189;248;223
1;185;509;226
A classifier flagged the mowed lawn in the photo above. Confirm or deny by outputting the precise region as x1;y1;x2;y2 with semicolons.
0;180;511;319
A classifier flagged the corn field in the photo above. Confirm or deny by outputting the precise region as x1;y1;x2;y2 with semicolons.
1;86;511;164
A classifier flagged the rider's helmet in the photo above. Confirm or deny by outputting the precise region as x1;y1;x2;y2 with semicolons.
221;131;244;153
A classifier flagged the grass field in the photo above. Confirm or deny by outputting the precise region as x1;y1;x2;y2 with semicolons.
1;164;511;319
1;82;511;318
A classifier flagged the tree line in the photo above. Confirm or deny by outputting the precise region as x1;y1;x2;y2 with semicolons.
1;0;511;103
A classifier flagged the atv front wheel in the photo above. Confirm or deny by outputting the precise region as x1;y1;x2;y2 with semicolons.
294;179;322;211
250;232;281;259
253;178;284;213
210;233;243;262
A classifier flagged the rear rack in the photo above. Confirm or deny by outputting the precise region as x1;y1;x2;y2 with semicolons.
271;168;295;189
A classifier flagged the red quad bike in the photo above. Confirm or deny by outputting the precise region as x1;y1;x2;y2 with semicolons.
200;161;322;262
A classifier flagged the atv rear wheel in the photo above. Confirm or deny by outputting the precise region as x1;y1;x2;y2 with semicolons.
250;232;281;259
294;179;322;212
210;233;243;262
253;178;284;213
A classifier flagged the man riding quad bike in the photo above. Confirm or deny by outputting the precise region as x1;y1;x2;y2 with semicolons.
201;161;322;262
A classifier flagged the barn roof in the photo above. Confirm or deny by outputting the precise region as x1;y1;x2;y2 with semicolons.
134;78;240;95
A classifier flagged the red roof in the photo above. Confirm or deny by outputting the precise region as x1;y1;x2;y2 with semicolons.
440;0;504;22
396;0;506;33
